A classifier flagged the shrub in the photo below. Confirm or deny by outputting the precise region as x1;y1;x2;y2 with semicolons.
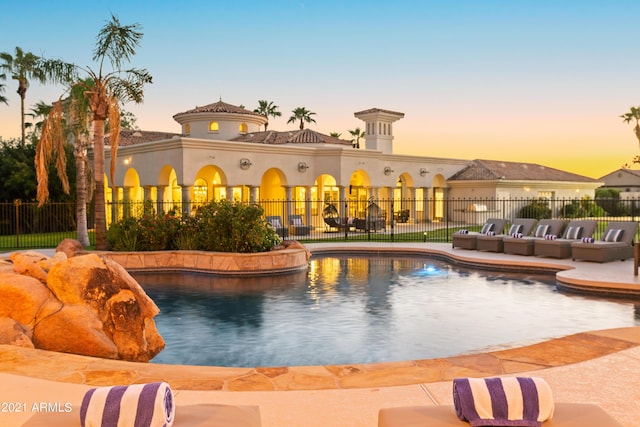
518;200;551;219
561;197;607;218
107;200;281;253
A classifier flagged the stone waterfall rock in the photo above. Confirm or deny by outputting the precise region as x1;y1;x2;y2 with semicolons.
0;251;165;362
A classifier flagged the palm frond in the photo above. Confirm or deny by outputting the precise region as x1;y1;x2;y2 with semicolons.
36;100;69;206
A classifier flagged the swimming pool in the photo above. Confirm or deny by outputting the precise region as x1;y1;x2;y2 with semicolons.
135;254;640;367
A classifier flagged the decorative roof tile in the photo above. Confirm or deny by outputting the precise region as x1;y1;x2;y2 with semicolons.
173;100;262;118
448;159;599;183
104;129;182;146
231;129;351;146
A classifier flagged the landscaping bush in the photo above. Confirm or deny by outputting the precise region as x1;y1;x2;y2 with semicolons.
518;200;552;219
561;197;607;218
107;200;281;253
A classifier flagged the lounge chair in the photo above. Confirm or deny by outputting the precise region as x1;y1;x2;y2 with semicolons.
571;221;639;262
503;219;566;256
534;219;598;259
23;404;262;426
266;216;289;238
289;214;311;236
452;218;508;250
377;403;623;427
476;218;537;252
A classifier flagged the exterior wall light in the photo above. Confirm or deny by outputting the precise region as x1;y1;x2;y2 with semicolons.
240;158;252;170
298;162;309;172
384;166;394;176
420;168;428;176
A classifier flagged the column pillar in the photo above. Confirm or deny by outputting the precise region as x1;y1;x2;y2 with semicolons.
285;186;294;221
409;187;417;223
181;186;192;217
156;185;167;214
250;186;259;203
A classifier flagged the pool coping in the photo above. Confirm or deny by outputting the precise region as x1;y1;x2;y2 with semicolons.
0;242;639;393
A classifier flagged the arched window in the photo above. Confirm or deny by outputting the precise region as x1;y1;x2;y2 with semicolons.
239;123;248;133
209;121;219;132
184;123;191;134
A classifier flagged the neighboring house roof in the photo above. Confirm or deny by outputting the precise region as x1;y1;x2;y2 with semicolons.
599;168;640;183
105;129;182;147
231;128;352;146
172;100;263;118
448;159;599;183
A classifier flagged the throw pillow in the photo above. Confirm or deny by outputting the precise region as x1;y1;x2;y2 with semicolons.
603;228;624;242
533;224;550;238
508;224;523;235
565;226;583;240
480;223;494;234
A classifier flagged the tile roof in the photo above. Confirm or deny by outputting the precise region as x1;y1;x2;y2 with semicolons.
231;128;352;146
448;159;599;183
173;100;263;118
104;129;182;147
354;107;405;117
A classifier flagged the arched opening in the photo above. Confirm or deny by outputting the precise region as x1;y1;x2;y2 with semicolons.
208;121;219;132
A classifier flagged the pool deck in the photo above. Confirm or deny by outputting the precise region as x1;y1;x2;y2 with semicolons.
1;243;640;426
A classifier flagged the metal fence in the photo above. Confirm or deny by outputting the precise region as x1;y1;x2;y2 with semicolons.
2;197;640;250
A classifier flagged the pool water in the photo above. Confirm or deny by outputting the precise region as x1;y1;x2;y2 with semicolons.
134;255;640;367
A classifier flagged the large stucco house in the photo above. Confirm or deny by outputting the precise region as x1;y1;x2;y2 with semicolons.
103;100;601;229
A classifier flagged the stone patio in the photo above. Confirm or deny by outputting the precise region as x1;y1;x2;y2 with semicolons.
1;242;639;426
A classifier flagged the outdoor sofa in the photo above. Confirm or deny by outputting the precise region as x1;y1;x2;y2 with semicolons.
377;403;622;427
534;219;598;259
452;218;508;250
476;218;537;252
571;221;639;262
502;219;566;256
266;216;289;238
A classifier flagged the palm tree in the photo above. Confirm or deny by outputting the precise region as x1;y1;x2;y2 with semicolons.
348;127;365;149
254;100;281;131
287;107;316;130
26;100;53;135
329;132;341;138
0;47;74;146
0;73;8;105
35;15;152;250
621;106;640;149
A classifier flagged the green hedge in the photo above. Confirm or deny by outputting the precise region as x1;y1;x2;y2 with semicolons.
107;200;281;253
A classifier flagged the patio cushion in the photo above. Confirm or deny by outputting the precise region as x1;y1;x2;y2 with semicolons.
565;226;582;240
603;229;624;242
480;223;494;234
508;224;524;235
534;225;550;238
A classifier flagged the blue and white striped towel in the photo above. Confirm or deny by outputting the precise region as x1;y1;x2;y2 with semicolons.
80;382;175;427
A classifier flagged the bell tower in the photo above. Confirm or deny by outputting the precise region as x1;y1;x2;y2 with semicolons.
354;108;404;154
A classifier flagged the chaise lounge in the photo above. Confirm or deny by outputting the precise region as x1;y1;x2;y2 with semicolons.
289;214;312;236
377;403;623;427
452;218;508;250
476;218;537;253
266;216;289;238
502;219;566;256
534;219;597;259
571;221;639;262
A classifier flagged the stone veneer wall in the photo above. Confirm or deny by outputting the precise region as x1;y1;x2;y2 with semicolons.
97;248;309;275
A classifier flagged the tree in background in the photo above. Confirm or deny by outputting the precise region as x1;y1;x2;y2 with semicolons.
0;47;75;146
621;106;640;165
254;100;281;131
287;107;316;130
36;15;152;250
348;127;365;149
329;132;341;138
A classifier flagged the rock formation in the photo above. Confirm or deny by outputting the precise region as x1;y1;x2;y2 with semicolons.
0;244;165;362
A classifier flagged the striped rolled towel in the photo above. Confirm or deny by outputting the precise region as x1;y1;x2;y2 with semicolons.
511;232;523;238
485;231;496;236
453;377;554;427
458;229;469;234
544;234;557;240
582;237;595;243
80;382;175;427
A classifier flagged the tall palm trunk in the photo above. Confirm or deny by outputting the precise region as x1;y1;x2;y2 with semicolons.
93;118;107;249
17;78;27;146
74;138;90;247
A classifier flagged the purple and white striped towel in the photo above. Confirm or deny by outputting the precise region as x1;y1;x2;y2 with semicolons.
453;376;554;427
80;382;175;427
511;233;523;238
582;237;595;243
485;231;496;236
458;229;469;234
544;234;557;240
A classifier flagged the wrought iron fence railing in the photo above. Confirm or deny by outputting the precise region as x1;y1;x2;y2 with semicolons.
1;197;640;250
